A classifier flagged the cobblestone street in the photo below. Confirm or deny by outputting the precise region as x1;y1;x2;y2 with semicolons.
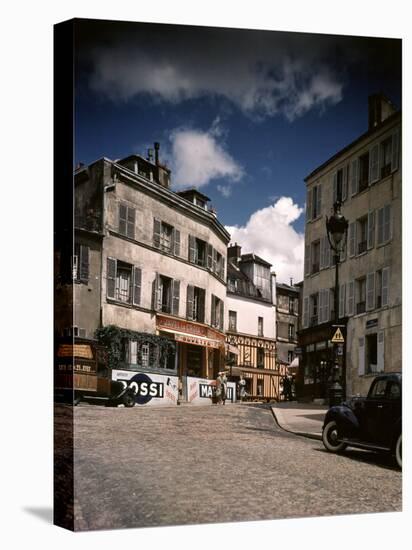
70;403;401;531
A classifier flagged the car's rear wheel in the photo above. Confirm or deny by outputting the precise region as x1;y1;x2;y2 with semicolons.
322;420;347;453
395;434;402;469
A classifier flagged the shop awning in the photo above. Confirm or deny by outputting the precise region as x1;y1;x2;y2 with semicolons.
160;328;223;349
289;357;299;369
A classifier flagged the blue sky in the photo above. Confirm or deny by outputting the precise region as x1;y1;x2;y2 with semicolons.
75;20;401;283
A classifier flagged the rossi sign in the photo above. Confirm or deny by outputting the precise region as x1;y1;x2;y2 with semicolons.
112;370;179;406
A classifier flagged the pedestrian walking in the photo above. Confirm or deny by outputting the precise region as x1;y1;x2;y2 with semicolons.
216;372;223;404
238;375;246;402
221;371;228;405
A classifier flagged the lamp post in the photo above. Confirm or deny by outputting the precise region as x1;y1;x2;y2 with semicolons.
326;200;348;406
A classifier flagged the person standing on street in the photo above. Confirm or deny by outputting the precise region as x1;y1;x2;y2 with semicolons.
238;375;246;402
216;372;223;404
221;371;228;405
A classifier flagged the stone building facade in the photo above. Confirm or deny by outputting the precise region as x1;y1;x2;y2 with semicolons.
56;146;231;404
275;281;300;369
299;94;401;399
225;245;281;400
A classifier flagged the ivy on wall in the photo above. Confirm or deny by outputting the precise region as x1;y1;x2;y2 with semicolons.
95;325;176;370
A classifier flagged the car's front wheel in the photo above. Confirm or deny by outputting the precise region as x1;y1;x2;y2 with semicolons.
395;434;402;469
322;420;347;453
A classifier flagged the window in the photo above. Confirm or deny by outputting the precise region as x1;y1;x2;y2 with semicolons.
288;323;295;341
310;293;318;326
186;285;206;323
377;204;391;245
255;264;271;300
289;297;295;314
211;294;224;330
312;184;321;219
370;378;388;398
107;258;141;305
375;268;389;309
357;216;368;255
228;310;237;332
333;166;348;203
288;351;294;363
257;348;265;368
366;333;378;374
127;340;176;371
227;278;237;293
153;219;180;255
258;317;264;337
188;236;207;266
380;137;392;178
356;277;366;314
358;152;369;193
72;243;89;283
119;203;136;239
311;241;320;274
152;274;180;315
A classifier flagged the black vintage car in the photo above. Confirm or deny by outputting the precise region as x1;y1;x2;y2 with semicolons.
322;373;402;468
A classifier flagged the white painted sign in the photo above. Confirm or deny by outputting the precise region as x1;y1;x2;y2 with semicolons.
186;377;237;405
112;370;179;406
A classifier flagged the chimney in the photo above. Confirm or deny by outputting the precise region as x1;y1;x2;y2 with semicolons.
154;142;160;165
368;94;396;130
228;242;242;264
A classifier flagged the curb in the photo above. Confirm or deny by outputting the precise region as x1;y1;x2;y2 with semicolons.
270;407;323;441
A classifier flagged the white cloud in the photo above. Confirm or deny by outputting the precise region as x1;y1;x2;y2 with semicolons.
89;35;344;121
226;197;305;284
169;125;243;190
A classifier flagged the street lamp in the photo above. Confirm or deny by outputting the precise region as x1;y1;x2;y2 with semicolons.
326;200;348;406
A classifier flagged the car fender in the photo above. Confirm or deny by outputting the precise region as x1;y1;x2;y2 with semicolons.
323;405;360;436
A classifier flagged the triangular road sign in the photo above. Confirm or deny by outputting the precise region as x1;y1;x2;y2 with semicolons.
331;327;345;343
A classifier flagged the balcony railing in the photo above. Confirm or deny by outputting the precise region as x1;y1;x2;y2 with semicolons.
358;240;367;255
356;301;366;314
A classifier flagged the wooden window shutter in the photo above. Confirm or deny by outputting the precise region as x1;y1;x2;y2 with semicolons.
126;207;135;239
219;299;224;331
377;207;384;245
358;337;365;376
198;289;205;323
79;244;89;282
189;235;196;263
306;188;312;222
383;204;391;242
369;144;380;184
304;244;311;276
391;129;400;172
107;257;117;299
132;267;142;306
119;203;127;235
377;331;385;372
220;257;225;280
316;184;322;217
332;172;337;204
303;296;309;328
172;279;180;316
367;210;375;249
153;218;161;248
342;165;348;201
339;284;346;318
349;222;356;257
207;243;213;269
347;280;355;316
211;294;216;327
212;248;217;273
152;273;160;311
186;285;194;320
366;272;375;311
351;158;359;196
173;229;181;257
320;237;326;270
324;288;330;323
381;267;390;307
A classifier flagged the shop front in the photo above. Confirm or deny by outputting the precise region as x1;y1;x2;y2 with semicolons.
156;314;226;402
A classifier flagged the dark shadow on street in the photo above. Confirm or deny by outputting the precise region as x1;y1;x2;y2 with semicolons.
300;413;326;422
23;507;53;524
314;447;400;472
